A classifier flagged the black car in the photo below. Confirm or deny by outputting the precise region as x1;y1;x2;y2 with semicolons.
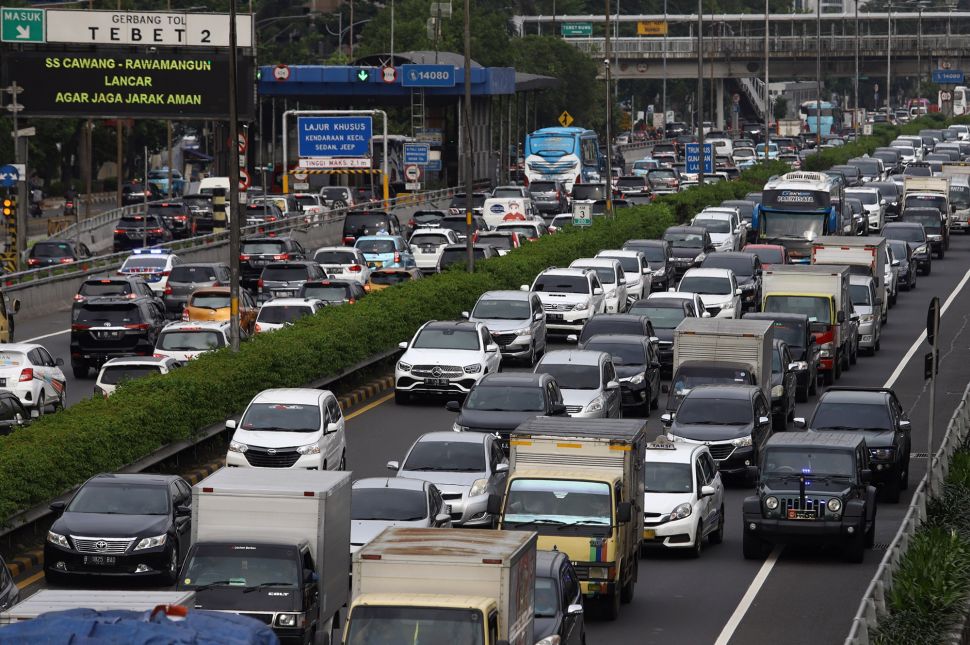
341;211;402;245
869;181;901;220
162;262;231;315
796;386;912;502
438;243;498;271
147;202;193;239
575;313;656;346
243;201;285;233
768;340;800;432
886;239;916;290
529;180;570;215
744;312;819;402
580;334;661;417
534;550;586;645
0;552;19;611
258;260;325;301
70;296;167;377
661;226;714;276
826;165;863;188
663;384;772;482
743;432;876;562
438;214;489;241
408;209;448;230
447;373;567;450
623;239;675;291
665;121;689;138
298;279;367;304
448;192;488;215
181;193;215;234
239;236;307;289
629;298;694;374
113;214;173;252
701;251;762;311
121;181;155;206
73;276;161;319
901;207;948;258
27;239;91;268
45;473;193;584
882;222;931;275
0;390;30;435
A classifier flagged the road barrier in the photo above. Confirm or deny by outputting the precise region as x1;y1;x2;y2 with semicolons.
844;381;970;644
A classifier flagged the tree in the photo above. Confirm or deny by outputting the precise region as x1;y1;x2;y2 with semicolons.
773;96;789;120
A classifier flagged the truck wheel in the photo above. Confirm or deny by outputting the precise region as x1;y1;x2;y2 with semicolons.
822;369;834;386
742;532;767;560
843;530;866;563
937;246;945;259
620;559;637;604
810;371;818;396
603;589;621;621
834;353;842;380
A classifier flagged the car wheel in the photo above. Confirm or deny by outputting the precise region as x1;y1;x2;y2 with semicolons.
902;455;911;490
641;386;652;418
937;247;944;259
850;343;858;365
36;391;45;416
742;532;767;560
924;262;932;276
809;370;818;396
834;352;842;380
883;473;901;503
525;343;537;367
339;452;347;470
890;290;897;306
651;386;660;410
163;545;179;585
394;390;409;406
709;505;725;545
875;334;881;352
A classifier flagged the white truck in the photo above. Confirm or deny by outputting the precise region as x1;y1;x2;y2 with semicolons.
177;467;350;645
902;176;951;218
776;119;803;137
666;317;774;413
344;527;537;645
0;590;195;625
811;236;888;323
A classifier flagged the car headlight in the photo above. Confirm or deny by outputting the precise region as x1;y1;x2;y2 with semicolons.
765;496;779;510
463;363;483;374
47;530;70;549
276;613;302;628
670;502;692;520
573;300;589;311
585;396;605;412
695;253;707;263
861;313;875;323
468;478;489;498
732;435;753;447
453;422;470;432
771;385;784;398
827;498;842;513
870;448;894;460
397;361;412;372
510;327;531;337
134;534;167;551
589;566;609;579
915;245;928;255
296;443;321;455
536;636;562;645
620;373;645;385
228;440;248;453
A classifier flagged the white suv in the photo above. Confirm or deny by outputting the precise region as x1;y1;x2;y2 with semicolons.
691;210;742;253
226;388;347;471
846;187;885;233
409;228;459;272
154;321;230;362
678;268;741;318
523;268;606;335
312;246;371;284
569;258;628;314
395;320;502;404
595;249;652;303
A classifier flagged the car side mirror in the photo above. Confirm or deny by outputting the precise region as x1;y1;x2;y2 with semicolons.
486;494;503;515
616;501;632;523
837;310;846;323
700;485;716;498
891;260;900;267
519;284;530;291
793;417;806;429
735;288;743;296
55;357;64;366
899;419;912;432
398;341;408;350
495;462;509;474
642;267;651;274
661;413;673;426
175;505;192;517
789;361;808;372
566;334;578;343
549;402;567;416
593;287;603;295
225;419;237;430
606;380;620;390
386;460;400;471
49;500;66;514
434;513;451;525
702;311;712;318
758;416;771;426
445;400;461;412
486;343;499;353
326;422;340;435
850;312;860;322
567;603;584;616
461;311;469;319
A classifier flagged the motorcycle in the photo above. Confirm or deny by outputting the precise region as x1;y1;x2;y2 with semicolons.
63;200;76;217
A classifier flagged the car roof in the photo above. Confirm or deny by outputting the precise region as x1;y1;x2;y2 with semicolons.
633;298;685;309
625;239;665;246
175;262;226;268
314;246;358;253
417;430;487;444
665;226;707;234
767;432;865;450
539;349;607;366
682;267;734;278
703;251;755;262
478;372;548;387
162;321;230;332
0;343;45;353
102;356;175;366
597;249;641;258
571;258;620;268
251;388;327;404
423;320;479;331
353;477;429;492
539;267;590;277
582;333;649;347
818;388;892;405
261;298;324;307
87;472;181;486
479;290;531;301
683;384;758;399
643;438;706;464
536;550;571;578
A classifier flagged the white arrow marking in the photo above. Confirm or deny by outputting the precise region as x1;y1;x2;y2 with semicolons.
15;25;29;39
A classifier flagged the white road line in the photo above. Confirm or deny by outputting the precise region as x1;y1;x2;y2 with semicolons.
22;328;70;343
714;266;970;645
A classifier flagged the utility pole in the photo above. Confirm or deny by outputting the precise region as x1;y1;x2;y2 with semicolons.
815;0;821;145
228;0;242;351
463;0;474;272
763;0;770;161
855;1;860;138
604;0;614;214
142;146;148;249
662;0;668;133
886;1;892;115
697;0;705;185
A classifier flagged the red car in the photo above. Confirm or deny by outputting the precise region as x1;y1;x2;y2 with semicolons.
743;244;790;268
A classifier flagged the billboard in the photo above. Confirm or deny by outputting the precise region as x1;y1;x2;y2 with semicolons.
1;50;254;119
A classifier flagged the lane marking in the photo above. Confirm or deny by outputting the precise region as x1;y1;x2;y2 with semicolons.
713;547;781;645
345;392;394;421
22;328;70;343
15;570;44;590
714;266;970;645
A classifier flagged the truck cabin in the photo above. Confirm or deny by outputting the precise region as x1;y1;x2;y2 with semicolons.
345;596;498;645
754;173;843;263
502;469;623;539
665;361;757;413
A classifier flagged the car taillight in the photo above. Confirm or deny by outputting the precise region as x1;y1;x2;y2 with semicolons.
211;281;222;287
71;323;91;331
149;228;163;234
18;368;33;382
240;254;250;261
181;308;189;321
125;323;150;330
114;229;124;235
273;253;289;260
153;353;166;359
255;323;262;332
164;285;172;295
343;236;355;244
394;252;401;263
59;257;74;264
408;219;415;229
266;216;278;222
161;271;170;277
258;278;264;290
175;215;188;221
349;264;362;272
27;258;40;266
348;298;356;304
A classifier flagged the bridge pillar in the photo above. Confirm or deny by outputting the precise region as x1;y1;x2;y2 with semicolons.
716;78;725;130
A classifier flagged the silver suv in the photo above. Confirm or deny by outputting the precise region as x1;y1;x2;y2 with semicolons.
534;349;621;418
464;290;547;365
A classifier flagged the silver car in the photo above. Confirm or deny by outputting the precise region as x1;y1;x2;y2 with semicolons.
534;350;621;419
350;477;452;556
387;431;508;528
465;290;547;364
849;274;882;354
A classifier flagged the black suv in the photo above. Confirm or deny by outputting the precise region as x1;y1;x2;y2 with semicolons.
795;387;912;502
239;236;306;289
73;277;160;319
27;240;91;268
744;312;820;402
70;297;167;377
147;202;193;239
743;432;877;562
660;226;714;276
341;211;403;245
181;194;214;234
623;239;675;291
113;214;173;252
163;262;231;315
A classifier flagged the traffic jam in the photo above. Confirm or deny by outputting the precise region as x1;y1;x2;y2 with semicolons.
1;120;967;645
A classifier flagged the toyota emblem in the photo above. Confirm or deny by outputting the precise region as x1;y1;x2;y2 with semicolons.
95;540;108;551
431;366;443;377
267;449;277;455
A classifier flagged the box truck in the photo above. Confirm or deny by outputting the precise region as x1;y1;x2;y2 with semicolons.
811;236;888;322
0;590;195;625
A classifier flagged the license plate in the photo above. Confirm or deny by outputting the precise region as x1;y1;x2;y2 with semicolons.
426;378;449;386
547;313;563;321
83;555;117;566
324;267;342;273
787;509;816;520
252;259;266;266
643;529;656;539
274;290;294;297
367;261;383;268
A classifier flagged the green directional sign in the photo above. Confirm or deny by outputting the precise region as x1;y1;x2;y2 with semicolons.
1;7;44;43
356;68;369;82
561;22;592;37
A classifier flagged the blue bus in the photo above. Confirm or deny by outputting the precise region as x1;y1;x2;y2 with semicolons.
752;171;844;263
524;127;603;193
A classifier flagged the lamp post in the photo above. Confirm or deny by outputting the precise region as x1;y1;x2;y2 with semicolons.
662;0;667;131
463;0;474;272
604;0;614;215
854;0;859;138
917;5;923;99
763;0;770;159
697;0;705;185
815;0;821;145
886;1;892;114
228;0;242;351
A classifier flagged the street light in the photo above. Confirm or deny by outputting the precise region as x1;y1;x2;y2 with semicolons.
854;0;860;138
886;1;892;114
763;0;770;160
815;0;821;145
662;0;667;130
697;0;705;185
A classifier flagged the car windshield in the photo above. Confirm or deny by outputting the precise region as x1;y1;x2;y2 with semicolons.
764;295;830;323
403;441;485;472
479;234;513;250
497;225;538;238
664;232;705;248
693;218;731;234
241;241;285;255
703;256;753;276
190;293;230;309
887;240;909;259
850;284;872;306
812;401;893;431
504;479;611;524
32;242;73;258
157;330;225;351
574;265;616;285
344;214;391;235
441;248;488;267
370;271;413;285
628;305;685;328
747;246;784;263
533;275;589;294
634;245;667;261
492;188;523;198
672;367;753;394
763;448;855;478
464;385;545;412
241;402;321;432
351;488;428;521
170;266;217;282
677;397;752;425
903;166;932;177
261;267;309;281
472;298;530;320
679;276;732;295
599;254;640;274
302;284;350;302
314;250;357;264
257;305;314;324
617;178;645;189
883;226;925;243
67;482;168;515
644;462;693;493
293;195;319;209
573;185;607;201
582;341;645;366
345;607;485;645
76;304;140;325
536;363;600;390
846;191;878;205
413;328;480;350
79;281;132;297
181;543;300;589
99;364;163;385
850;160;880;175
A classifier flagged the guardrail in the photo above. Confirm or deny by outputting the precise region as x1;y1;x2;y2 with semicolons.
844;380;970;645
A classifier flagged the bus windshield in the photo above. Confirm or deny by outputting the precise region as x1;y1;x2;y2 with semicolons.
527;135;576;156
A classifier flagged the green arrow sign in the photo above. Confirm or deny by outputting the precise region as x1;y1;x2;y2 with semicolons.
356;68;369;82
1;7;44;43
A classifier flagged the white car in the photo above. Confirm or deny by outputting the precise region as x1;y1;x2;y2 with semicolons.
678;268;741;318
409;228;460;272
154;321;230;362
846;187;885;232
642;436;725;555
226;388;347;471
292;192;327;223
0;343;66;413
255;298;326;333
395;320;502;403
117;248;182;294
312;246;372;285
889;140;919;164
646;291;710;318
596;249;652;303
94;355;180;398
569;257;628;314
523;267;606;334
691;209;744;253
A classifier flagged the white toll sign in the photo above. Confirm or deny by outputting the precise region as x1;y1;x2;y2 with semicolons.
404;164;422;181
45;10;253;47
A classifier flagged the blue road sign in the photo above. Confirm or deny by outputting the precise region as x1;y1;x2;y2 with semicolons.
297;116;372;158
404;143;431;165
425;159;442;172
0;165;18;188
401;64;456;88
685;143;714;174
933;69;964;85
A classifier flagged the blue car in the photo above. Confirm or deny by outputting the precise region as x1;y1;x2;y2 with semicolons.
354;234;415;269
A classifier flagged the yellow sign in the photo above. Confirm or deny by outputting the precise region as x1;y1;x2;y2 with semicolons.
637;21;668;36
558;110;574;127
